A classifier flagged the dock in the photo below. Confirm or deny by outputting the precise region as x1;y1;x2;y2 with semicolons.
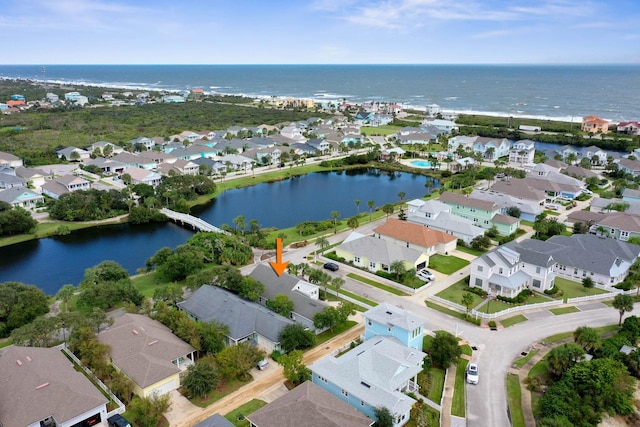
160;208;227;233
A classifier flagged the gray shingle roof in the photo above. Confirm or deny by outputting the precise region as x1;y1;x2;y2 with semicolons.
364;302;427;332
178;285;294;343
337;235;425;265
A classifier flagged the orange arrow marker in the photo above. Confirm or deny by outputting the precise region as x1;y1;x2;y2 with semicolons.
269;237;289;277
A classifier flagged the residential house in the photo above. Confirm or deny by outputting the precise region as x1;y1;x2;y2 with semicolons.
508;139;535;164
335;232;430;273
448;157;476;172
526;164;586;198
471;188;543;222
86;141;124;157
472;137;510;160
129;136;156;151
0;172;25;189
439;192;520;235
0;186;44;209
469;243;556;298
363;302;427;351
170;146;210;161
162;95;185;103
380;147;406;161
406;199;485;244
138;150;179;165
213;139;260;154
515;234;640;287
447;135;476;154
554;145;580;163
421;119;458;134
246;381;374;427
46;93;59;103
398;132;437;146
158;159;199;176
373;218;457;257
97;313;195;398
248;264;329;333
217;154;254;171
306;138;331;154
123;167;162;186
56;147;91;162
543;158;568;170
15;166;50;190
178;285;295;353
112;152;157;170
280;126;307;143
310;336;425;427
617;121;640;136
0;151;23;167
179;131;201;143
582;145;608;165
194;414;235;427
588;211;640;242
623;188;640;204
619;158;640;177
42;175;91;199
192;157;227;176
560;165;598;180
581;115;610;134
84;157;127;175
0;346;108;427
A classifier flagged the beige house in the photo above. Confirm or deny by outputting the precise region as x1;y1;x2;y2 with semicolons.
581;115;609;134
97;313;195;398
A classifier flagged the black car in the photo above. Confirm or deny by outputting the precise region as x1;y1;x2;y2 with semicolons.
323;262;339;271
107;414;132;427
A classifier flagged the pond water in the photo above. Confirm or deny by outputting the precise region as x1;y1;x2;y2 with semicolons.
0;168;440;295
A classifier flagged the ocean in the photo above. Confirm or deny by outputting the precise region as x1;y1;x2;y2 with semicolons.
1;64;639;122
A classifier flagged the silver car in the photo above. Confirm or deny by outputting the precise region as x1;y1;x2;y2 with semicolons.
467;363;479;384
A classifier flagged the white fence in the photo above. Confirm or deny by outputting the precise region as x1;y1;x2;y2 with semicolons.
470;299;564;320
431;295;468;312
566;288;636;304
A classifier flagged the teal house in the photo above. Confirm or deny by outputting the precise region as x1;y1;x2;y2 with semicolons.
439;192;520;235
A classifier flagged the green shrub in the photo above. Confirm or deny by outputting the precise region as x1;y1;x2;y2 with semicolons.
469;287;488;297
544;285;561;296
497;289;532;304
614;281;634;291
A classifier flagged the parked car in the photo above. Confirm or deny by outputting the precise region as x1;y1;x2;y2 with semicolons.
416;268;435;282
545;203;559;210
466;363;479;385
323;262;339;271
257;359;270;370
107;414;132;427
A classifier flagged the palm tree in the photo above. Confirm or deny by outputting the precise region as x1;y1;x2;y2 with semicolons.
56;284;76;312
330;210;341;234
613;294;634;326
347;217;359;230
461;293;474;317
425;179;434;195
287;263;300;276
397;192;406;203
573;326;602;353
354;199;361;215
314;236;329;261
367;200;375;222
390;260;406;280
331;277;345;297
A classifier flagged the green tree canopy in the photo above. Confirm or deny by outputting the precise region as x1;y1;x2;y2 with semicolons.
430;331;462;369
279;323;316;353
0;281;50;337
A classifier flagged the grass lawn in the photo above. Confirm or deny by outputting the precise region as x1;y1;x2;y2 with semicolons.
554;277;608;301
429;254;470;274
477;299;512;314
550;306;580;315
436;277;483;308
131;271;174;297
425;301;467;321
427;368;446;403
543;324;619;344
347;273;410;296
225;399;267;427
520;220;535;227
456;245;487;257
513;349;539;369
190;377;253;408
506;374;525;427
461;344;473;357
0;339;12;349
360;125;403;136
328;285;378;309
315;320;358;346
528;360;550;382
500;314;528;328
451;358;469;417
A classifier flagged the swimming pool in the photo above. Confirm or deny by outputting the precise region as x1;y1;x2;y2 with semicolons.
410;160;433;167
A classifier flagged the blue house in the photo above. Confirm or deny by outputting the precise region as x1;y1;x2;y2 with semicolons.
310;336;425;427
363;302;427;350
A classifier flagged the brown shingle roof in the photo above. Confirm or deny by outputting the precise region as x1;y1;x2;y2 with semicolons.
97;313;194;389
0;346;107;427
493;213;520;225
246;381;373;427
374;218;457;247
439;191;498;211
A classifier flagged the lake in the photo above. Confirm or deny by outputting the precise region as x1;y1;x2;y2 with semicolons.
0;169;439;295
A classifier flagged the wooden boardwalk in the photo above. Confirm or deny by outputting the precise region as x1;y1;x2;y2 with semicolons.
160;208;226;233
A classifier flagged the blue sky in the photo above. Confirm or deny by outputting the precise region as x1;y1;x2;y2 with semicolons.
2;0;639;64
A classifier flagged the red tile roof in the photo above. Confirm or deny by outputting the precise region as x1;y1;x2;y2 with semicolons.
374;218;457;248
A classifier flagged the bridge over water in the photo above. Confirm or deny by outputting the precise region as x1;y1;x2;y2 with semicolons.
160;208;227;233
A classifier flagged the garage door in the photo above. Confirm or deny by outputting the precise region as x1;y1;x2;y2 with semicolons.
149;377;179;397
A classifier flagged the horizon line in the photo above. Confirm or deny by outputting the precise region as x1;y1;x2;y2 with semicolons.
2;62;640;67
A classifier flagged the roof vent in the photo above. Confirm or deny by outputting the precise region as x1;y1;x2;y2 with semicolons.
26;356;32;362
385;311;393;315
132;329;139;335
16;360;22;366
36;383;49;390
148;340;159;346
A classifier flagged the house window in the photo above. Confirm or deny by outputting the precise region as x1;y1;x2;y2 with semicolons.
475;278;483;287
360;400;365;406
470;208;476;213
533;279;541;288
369;261;376;270
477;265;483;272
621;231;630;240
559;265;566;271
354;256;360;263
582;270;587;277
473;218;478;222
499;268;503;274
484;220;489;225
341;389;349;397
367;319;372;326
536;266;541;274
573;268;578;275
